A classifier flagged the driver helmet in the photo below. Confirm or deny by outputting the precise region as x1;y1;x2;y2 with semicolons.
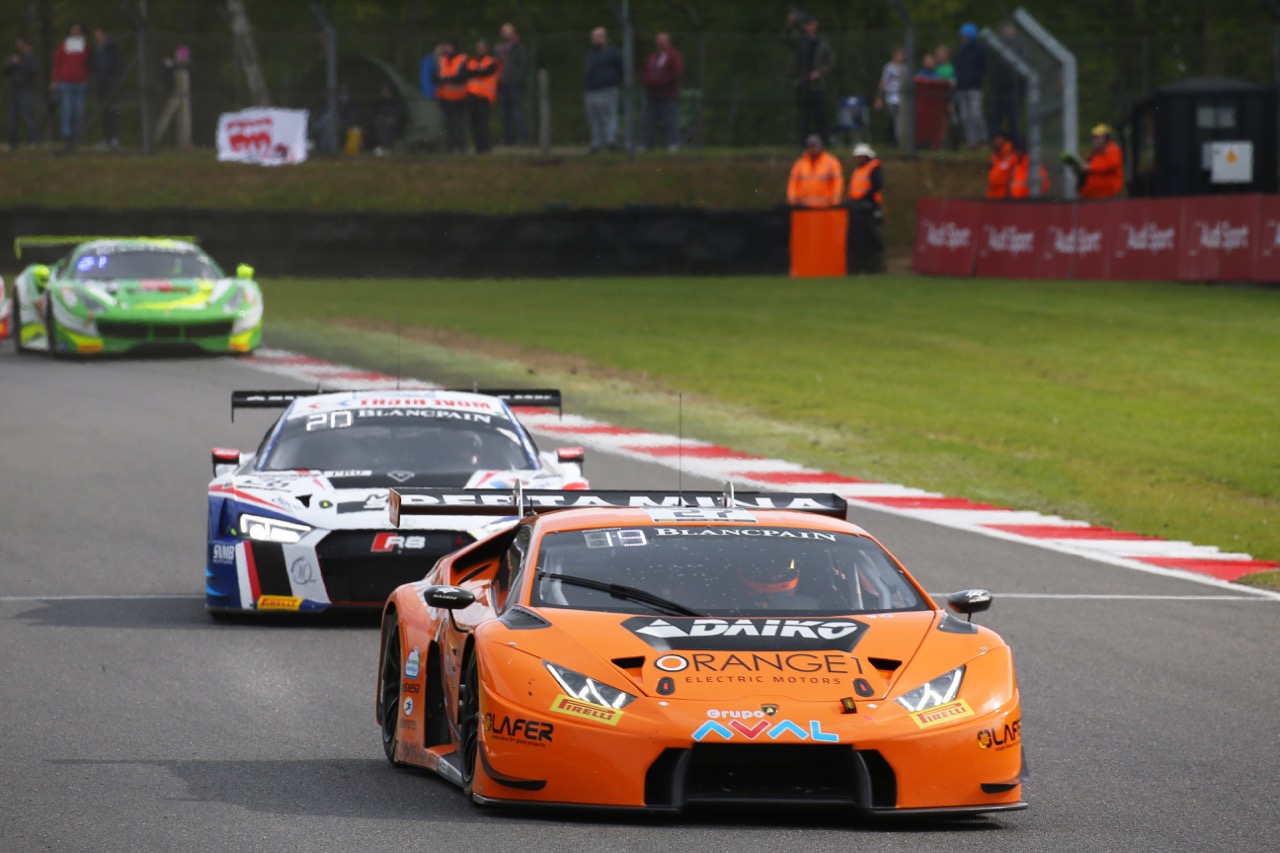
739;558;801;594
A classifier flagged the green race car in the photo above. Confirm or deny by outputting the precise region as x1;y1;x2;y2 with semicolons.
10;236;263;357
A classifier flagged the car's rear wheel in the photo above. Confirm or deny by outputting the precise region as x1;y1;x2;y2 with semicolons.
458;651;481;796
378;613;403;765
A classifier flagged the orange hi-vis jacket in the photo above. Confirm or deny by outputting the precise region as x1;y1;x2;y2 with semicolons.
787;151;844;208
1009;153;1050;198
987;141;1017;199
465;55;500;102
1080;140;1124;199
437;53;469;101
847;159;883;209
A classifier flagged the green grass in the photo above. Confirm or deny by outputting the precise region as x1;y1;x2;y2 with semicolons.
261;274;1280;568
1237;570;1280;591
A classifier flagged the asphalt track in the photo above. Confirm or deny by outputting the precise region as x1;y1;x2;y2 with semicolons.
2;347;1277;853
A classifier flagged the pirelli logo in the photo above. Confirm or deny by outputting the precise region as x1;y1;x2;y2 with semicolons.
909;699;973;729
256;595;303;611
549;694;624;726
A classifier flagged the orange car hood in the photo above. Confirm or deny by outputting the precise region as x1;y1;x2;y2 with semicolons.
519;609;942;702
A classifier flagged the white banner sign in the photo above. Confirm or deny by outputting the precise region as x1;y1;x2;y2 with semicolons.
216;108;309;166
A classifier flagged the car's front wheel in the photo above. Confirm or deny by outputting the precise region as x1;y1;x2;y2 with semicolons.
458;651;481;796
378;613;404;765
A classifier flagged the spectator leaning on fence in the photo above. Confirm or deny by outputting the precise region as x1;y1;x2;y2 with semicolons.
4;36;39;149
954;23;987;149
875;46;907;148
583;26;624;153
466;39;499;154
640;32;683;153
51;22;90;148
783;11;836;147
787;134;843;209
496;23;527;146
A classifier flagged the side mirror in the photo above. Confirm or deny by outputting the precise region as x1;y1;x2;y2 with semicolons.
423;585;476;610
946;588;992;621
212;446;243;477
235;264;255;280
32;264;50;291
557;446;585;464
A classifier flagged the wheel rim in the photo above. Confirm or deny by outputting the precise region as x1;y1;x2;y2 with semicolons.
379;625;401;747
458;656;480;785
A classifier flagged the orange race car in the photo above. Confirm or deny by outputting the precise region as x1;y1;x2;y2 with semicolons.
375;487;1026;815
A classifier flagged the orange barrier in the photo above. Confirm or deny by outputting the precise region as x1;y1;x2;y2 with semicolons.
790;207;848;277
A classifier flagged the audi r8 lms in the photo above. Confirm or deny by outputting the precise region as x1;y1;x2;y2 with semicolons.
10;236;263;356
376;486;1026;815
206;389;587;615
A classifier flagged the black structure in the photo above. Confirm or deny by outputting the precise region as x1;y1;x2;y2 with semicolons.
1126;77;1278;197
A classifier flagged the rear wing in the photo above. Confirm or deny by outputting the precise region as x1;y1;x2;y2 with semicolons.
388;484;848;527
230;388;563;421
14;235;198;260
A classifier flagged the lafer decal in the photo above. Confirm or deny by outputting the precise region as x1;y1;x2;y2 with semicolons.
483;713;553;744
256;595;302;611
977;718;1020;751
909;699;973;729
549;694;623;726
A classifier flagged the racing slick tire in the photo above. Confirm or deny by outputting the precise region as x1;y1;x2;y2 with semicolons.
378;612;405;765
13;296;34;355
458;650;482;798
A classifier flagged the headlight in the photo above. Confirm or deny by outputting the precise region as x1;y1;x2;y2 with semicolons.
895;665;965;713
238;513;311;544
79;291;108;312
543;661;637;710
224;285;245;312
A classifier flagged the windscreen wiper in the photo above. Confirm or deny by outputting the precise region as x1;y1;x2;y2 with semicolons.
539;572;704;617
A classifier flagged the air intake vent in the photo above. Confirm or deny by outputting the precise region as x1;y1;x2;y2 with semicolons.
612;656;645;672
867;657;902;675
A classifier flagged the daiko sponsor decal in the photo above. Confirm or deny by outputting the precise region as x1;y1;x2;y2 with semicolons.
1047;226;1103;256
371;533;430;553
623;617;867;652
692;718;839;743
549;694;624;726
982;225;1035;255
1115;222;1176;256
1188;220;1250;255
977;718;1020;751
921;220;973;250
909;699;974;729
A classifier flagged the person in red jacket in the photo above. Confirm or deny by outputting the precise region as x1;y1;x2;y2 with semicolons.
986;131;1017;199
640;32;684;153
1073;123;1124;199
50;22;90;147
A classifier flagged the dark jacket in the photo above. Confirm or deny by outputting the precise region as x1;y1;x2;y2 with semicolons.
584;44;624;91
783;29;836;91
91;36;121;85
497;37;527;87
4;50;38;91
954;39;987;91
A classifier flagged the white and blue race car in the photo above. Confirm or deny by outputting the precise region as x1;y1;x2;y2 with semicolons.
205;388;587;616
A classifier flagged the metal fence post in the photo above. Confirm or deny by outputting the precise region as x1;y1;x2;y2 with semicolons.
982;28;1041;196
1014;8;1077;199
537;68;551;154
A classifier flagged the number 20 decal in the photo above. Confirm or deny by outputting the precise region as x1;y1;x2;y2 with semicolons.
306;411;353;431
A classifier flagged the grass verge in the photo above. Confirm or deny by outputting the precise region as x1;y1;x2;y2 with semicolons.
262;274;1280;574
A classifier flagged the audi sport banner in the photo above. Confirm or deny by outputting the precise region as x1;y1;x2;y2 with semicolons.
216;108;309;166
913;195;1280;284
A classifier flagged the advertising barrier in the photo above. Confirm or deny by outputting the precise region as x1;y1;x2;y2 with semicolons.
216;108;309;166
913;195;1280;284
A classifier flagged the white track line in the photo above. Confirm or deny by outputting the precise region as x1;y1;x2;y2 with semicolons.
237;348;1280;602
0;594;203;602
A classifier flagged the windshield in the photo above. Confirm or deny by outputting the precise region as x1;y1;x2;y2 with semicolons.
531;526;928;616
71;248;222;281
260;411;536;475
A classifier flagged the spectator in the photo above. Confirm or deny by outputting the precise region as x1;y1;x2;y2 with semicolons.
988;24;1023;141
783;11;835;147
786;134;843;208
465;39;499;154
373;84;403;156
640;32;683;153
90;26;120;148
986;130;1016;199
4;36;39;149
954;23;987;149
433;39;469;153
154;44;192;148
419;42;438;101
934;44;955;80
1068;123;1124;199
312;83;358;154
875;46;906;148
846;142;885;273
496;23;527;145
583;26;623;153
50;22;90;148
916;53;939;78
1008;138;1049;198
